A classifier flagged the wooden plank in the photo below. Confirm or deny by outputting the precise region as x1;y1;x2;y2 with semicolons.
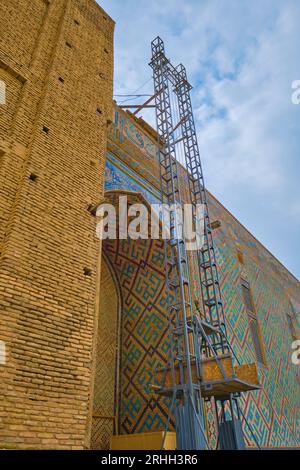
201;354;234;381
235;363;260;385
201;378;261;398
111;431;176;450
154;356;261;398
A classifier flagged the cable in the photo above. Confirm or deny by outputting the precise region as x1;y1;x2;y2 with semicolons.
239;406;261;449
131;76;153;94
188;395;212;450
118;77;153;103
113;94;152;97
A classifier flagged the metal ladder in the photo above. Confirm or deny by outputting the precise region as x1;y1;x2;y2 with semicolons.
173;63;229;356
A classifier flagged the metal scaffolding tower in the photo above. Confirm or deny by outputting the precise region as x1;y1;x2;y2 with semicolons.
149;37;260;450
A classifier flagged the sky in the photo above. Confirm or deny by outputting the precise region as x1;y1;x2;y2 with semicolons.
98;0;300;280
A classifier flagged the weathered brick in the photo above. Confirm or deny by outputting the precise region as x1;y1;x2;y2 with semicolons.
0;0;114;450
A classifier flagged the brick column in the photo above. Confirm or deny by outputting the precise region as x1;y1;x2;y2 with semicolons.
0;0;114;449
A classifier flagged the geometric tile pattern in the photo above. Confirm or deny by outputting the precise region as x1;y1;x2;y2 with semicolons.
208;195;300;448
103;237;172;435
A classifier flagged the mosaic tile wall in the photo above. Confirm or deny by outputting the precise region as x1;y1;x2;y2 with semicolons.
208;195;300;448
105;153;160;206
91;256;120;450
103;236;171;434
101;104;300;448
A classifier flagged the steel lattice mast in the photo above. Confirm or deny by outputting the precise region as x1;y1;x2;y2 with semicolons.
149;36;236;449
150;37;207;450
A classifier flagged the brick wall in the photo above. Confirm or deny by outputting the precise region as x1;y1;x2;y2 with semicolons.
0;0;114;449
90;254;120;450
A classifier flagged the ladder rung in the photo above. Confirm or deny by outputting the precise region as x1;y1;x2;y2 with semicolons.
168;278;189;288
170;300;191;308
169;223;183;232
202;279;218;288
163;175;177;184
201;261;216;269
167;257;187;266
166;190;179;198
169;238;184;247
172;326;193;335
201;245;213;253
204;299;222;307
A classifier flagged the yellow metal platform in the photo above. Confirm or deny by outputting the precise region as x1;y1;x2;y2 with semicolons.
110;431;176;450
154;354;261;398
